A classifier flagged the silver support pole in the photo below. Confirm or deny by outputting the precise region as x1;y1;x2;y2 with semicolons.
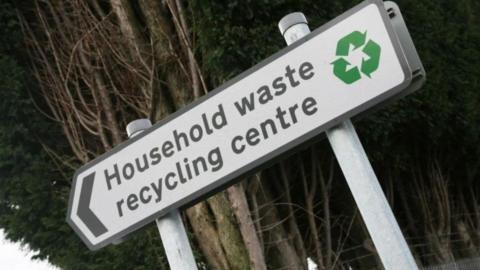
278;13;418;270
126;119;198;270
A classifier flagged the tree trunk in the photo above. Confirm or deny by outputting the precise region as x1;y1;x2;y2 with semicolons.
256;174;305;270
227;183;267;270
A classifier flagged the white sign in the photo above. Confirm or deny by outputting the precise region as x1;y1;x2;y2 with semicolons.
68;0;414;250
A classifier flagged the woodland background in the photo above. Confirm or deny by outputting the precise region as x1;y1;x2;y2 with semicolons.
0;0;479;269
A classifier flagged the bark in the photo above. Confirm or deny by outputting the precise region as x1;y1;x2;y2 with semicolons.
138;1;176;120
256;174;305;270
227;183;267;270
207;193;250;269
456;221;479;257
185;203;230;270
279;163;307;269
81;54;122;145
110;0;145;55
300;156;324;269
59;1;123;146
138;0;191;110
318;157;334;269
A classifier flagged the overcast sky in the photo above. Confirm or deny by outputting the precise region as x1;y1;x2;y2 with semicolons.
0;228;320;270
0;230;58;270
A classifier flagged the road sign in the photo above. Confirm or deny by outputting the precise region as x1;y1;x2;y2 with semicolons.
68;0;421;250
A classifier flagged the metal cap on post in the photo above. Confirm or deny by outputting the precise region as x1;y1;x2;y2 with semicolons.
126;119;152;138
278;12;310;45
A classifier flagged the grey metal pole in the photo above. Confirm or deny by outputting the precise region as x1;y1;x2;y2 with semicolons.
126;119;198;270
278;13;419;270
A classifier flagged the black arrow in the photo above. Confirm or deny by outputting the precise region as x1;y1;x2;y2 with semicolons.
78;172;108;237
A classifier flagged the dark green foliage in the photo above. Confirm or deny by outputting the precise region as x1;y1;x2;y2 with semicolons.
0;1;170;269
190;0;347;84
362;0;480;160
190;0;480;171
0;1;73;266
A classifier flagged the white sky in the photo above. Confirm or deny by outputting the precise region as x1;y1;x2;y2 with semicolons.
0;228;318;270
0;230;58;270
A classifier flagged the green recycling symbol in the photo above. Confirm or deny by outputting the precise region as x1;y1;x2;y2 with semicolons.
331;31;381;84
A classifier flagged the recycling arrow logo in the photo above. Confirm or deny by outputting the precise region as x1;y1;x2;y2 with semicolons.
331;31;381;84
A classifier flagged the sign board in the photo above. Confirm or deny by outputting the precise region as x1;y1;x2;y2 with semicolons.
68;0;416;250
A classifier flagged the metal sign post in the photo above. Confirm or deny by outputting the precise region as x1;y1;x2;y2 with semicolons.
277;7;419;270
126;119;197;270
127;119;197;270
